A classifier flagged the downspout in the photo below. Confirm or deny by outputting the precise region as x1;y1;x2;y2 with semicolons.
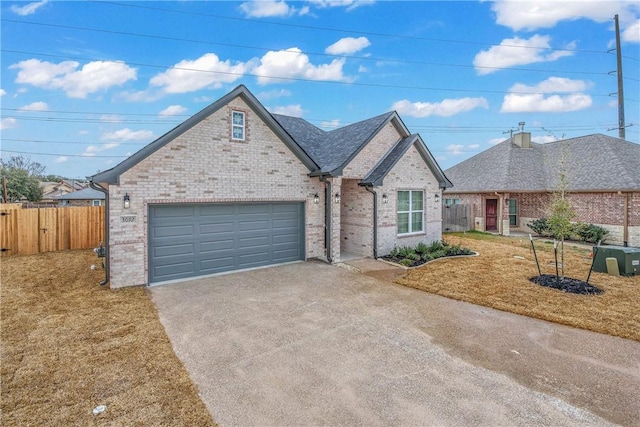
319;175;333;263
90;181;109;286
363;185;378;259
623;191;629;247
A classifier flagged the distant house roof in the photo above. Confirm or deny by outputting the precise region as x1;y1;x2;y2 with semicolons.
444;133;640;193
55;187;105;200
90;85;450;188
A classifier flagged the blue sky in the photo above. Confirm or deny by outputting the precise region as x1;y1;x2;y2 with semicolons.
1;0;639;180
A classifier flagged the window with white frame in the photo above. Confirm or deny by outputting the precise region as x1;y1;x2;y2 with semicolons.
231;111;245;141
445;198;460;206
397;190;424;234
92;200;102;206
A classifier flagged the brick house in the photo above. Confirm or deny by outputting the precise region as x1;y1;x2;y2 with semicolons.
90;85;451;288
443;132;640;247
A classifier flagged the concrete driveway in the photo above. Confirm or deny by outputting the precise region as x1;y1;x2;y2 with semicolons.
149;261;640;426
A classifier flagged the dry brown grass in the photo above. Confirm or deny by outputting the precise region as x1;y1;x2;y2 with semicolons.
396;233;640;342
1;250;215;426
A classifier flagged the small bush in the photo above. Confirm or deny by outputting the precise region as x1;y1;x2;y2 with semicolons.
574;222;609;243
415;242;429;254
427;240;444;252
389;247;400;258
528;218;550;236
398;246;416;258
399;258;414;267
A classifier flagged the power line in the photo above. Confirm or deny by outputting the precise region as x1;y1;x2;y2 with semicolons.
2;18;626;78
3;48;639;102
90;1;640;61
0;149;128;158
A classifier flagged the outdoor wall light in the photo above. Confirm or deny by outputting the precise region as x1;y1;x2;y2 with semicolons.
123;193;131;209
434;193;440;203
382;194;388;204
334;192;341;204
314;193;319;204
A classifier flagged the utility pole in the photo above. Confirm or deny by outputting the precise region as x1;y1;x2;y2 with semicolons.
614;14;625;140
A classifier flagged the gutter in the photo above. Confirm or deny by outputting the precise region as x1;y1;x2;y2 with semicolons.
318;175;333;263
363;185;378;259
89;180;110;286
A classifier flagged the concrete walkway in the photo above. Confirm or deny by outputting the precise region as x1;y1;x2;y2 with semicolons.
149;261;639;426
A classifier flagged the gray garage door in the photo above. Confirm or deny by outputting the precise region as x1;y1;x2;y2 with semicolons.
148;202;304;284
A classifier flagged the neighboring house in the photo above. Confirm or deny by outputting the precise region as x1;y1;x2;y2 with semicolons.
90;85;452;288
444;132;640;247
40;180;86;201
54;187;105;207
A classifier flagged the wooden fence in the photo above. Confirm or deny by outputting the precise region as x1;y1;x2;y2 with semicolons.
442;204;472;232
0;205;105;256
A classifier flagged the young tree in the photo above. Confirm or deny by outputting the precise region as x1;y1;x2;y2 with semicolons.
546;150;575;279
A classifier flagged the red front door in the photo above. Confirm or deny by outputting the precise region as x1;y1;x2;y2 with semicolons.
486;199;498;231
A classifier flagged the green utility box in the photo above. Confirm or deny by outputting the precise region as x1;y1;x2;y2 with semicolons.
592;245;640;276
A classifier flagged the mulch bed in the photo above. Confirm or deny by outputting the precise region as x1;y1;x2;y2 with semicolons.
529;274;603;295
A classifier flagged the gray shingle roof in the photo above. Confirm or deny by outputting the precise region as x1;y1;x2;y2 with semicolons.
90;85;450;188
55;187;105;200
444;133;640;193
273;112;395;174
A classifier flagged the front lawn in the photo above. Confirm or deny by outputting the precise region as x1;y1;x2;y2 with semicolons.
1;250;215;426
395;233;640;342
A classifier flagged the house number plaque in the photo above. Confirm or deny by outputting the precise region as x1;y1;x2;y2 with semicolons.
121;215;137;224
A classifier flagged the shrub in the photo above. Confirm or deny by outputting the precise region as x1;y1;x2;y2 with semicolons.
528;218;550;236
389;247;400;258
415;242;429;254
427;240;444;252
399;258;414;267
398;246;416;258
574;222;609;243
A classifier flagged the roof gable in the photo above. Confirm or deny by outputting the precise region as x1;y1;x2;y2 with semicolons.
91;85;319;184
362;135;453;188
445;133;640;192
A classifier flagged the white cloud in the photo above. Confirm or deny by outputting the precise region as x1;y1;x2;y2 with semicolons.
11;0;48;16
509;77;591;93
309;0;375;11
100;114;123;123
18;101;48;111
325;37;371;55
474;35;575;75
159;105;187;116
0;118;17;130
391;97;489;118
268;104;304;116
239;0;304;17
446;144;480;156
53;156;68;163
254;48;346;84
321;119;341;129
489;138;505;146
501;77;593;113
257;89;292;100
0;89;6;96
82;142;120;157
491;1;625;31
101;128;154;141
501;93;592;113
622;19;640;43
150;53;249;94
10;58;136;98
532;135;559;144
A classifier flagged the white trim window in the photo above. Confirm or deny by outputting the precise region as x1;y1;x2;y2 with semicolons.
231;110;245;141
92;200;102;206
397;190;424;235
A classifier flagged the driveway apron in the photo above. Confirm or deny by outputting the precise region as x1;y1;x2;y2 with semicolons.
149;261;639;426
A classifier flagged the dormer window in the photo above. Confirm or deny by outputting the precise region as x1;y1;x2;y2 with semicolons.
231;110;245;141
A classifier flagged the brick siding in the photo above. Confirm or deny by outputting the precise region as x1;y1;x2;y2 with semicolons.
107;96;325;288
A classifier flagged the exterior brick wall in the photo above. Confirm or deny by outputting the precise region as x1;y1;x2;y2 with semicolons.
340;179;373;257
445;190;640;246
342;122;401;179
107;96;325;288
377;144;442;255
